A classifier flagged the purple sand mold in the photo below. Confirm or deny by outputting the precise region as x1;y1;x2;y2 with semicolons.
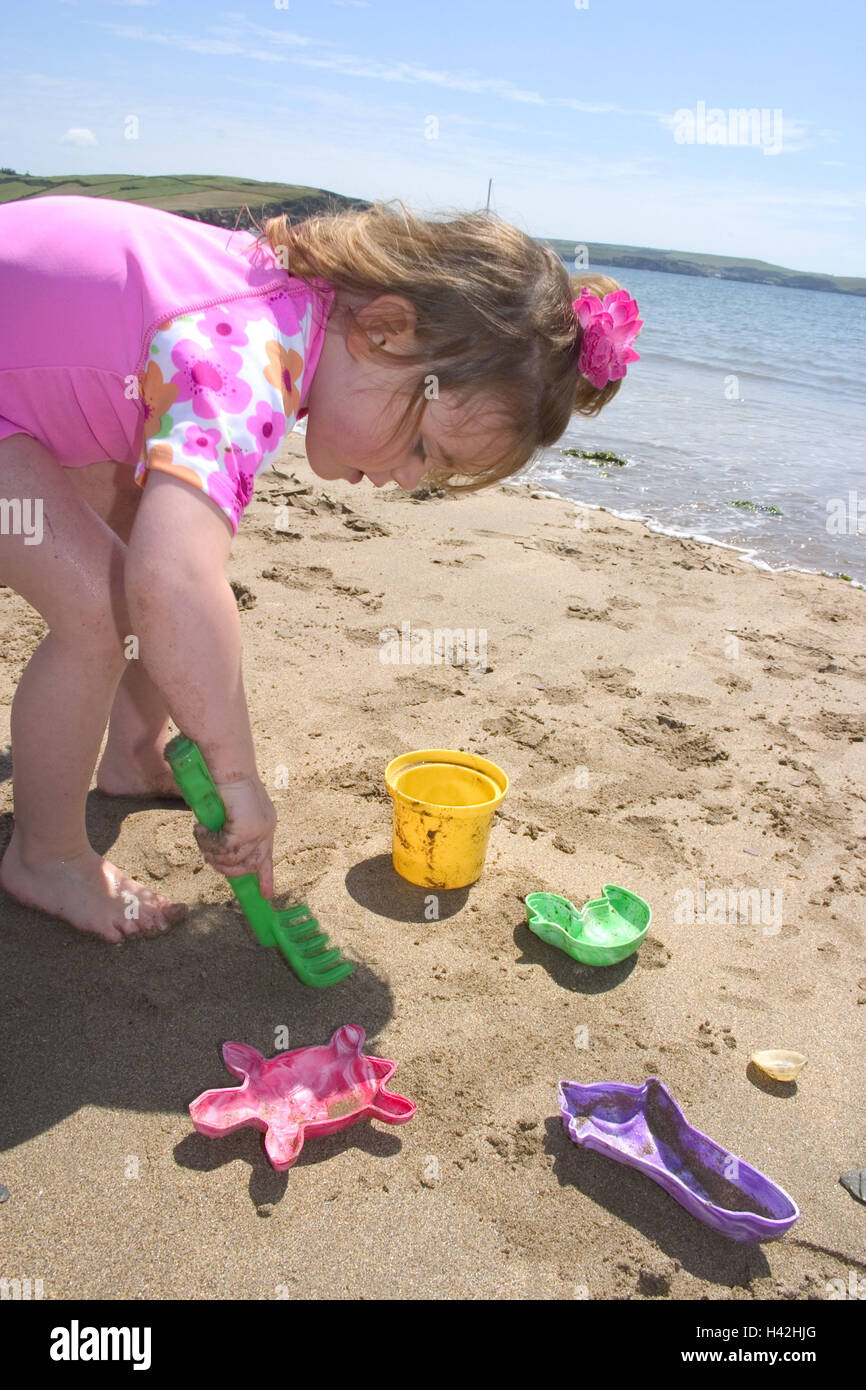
559;1077;799;1243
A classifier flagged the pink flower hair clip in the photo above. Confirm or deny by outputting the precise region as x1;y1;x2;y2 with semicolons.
573;286;643;389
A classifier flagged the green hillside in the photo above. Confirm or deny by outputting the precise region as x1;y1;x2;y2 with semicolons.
0;172;368;228
1;171;862;296
542;237;865;297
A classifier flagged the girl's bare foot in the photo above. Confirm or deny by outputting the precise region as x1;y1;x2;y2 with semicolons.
0;838;188;942
95;750;183;800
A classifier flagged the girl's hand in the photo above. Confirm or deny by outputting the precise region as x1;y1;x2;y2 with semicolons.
193;776;278;899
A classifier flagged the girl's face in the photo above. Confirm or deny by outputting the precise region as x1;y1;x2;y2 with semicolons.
302;294;509;489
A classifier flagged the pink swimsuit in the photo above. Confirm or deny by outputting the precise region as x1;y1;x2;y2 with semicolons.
0;196;334;533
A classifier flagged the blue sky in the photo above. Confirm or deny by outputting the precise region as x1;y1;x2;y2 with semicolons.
2;0;864;274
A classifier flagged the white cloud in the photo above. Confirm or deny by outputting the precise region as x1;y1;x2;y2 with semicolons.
97;21;312;56
558;96;669;119
60;127;98;145
90;17;690;123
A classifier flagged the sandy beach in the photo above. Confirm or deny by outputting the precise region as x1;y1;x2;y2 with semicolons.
1;429;864;1301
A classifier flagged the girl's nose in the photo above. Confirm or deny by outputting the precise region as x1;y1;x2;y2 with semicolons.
390;460;428;490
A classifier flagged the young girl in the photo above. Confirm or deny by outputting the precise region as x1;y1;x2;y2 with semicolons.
0;195;641;943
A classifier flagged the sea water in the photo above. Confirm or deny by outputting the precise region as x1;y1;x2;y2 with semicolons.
517;264;866;584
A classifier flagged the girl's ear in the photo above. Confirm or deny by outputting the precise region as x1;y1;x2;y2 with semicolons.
348;294;417;356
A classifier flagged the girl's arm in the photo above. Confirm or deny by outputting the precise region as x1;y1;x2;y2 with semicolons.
124;470;255;780
124;470;277;892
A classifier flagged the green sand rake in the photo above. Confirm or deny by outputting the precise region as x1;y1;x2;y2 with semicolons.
164;734;354;988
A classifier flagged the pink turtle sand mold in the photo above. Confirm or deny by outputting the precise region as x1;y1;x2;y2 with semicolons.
189;1025;416;1171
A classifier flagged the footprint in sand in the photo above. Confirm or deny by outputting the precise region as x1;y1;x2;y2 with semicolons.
261;563;333;589
720;993;766;1011
482;710;547;749
567;603;609;622
721;963;761;979
532;537;591;560
583;666;640;699
567;602;633;631
715;674;753;692
538;683;583;705
342;627;383;647
393;674;455;703
615;713;729;768
431;543;486;567
343;516;390;538
809;709;866;742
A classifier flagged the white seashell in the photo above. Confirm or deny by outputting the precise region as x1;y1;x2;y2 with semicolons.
750;1049;807;1082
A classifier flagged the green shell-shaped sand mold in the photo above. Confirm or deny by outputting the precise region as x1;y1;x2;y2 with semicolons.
525;884;651;967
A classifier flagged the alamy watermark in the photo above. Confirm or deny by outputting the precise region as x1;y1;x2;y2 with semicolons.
826;491;866;536
826;1271;866;1299
49;1322;151;1369
0;497;43;545
674;880;783;936
672;102;783;155
1;1276;44;1299
379;620;488;674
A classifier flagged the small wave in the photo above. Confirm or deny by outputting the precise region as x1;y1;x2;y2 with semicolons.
640;350;862;397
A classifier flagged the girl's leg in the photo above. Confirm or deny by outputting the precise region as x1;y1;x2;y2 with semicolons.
0;434;187;941
97;661;179;798
64;458;178;797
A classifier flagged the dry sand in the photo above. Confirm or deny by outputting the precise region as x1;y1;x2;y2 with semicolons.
1;430;864;1300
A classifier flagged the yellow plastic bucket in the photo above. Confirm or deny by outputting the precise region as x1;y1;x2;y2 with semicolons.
384;748;509;889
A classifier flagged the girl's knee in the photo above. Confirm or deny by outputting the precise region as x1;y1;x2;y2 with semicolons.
55;547;133;662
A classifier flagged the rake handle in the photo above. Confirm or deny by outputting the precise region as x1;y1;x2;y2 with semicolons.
163;733;276;947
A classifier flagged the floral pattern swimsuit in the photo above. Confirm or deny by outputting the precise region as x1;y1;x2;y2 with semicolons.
135;287;326;534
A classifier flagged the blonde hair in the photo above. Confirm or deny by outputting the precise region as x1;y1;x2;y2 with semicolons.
253;199;625;494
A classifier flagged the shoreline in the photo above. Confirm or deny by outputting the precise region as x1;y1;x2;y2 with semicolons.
512;483;866;590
